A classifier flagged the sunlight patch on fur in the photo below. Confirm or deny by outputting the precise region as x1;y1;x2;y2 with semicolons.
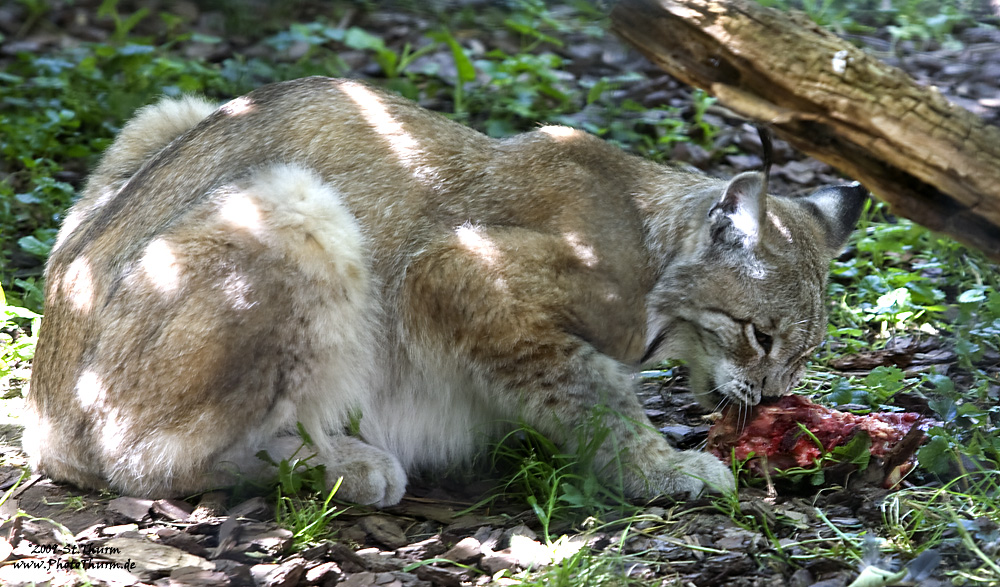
54;186;118;251
340;81;440;187
219;190;264;233
100;409;126;454
563;231;599;267
52;213;82;252
455;224;501;266
728;205;760;245
539;125;581;141
62;256;95;313
767;210;794;243
94;186;116;207
140;238;182;294
75;370;105;409
222;271;256;310
221;96;254;116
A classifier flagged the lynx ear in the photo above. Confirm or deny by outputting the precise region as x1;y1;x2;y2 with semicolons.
799;182;869;256
709;171;768;251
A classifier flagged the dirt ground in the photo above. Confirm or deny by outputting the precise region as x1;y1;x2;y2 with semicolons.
1;372;985;587
1;1;999;586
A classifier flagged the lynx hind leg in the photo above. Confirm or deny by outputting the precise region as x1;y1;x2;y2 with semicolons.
230;435;407;507
68;164;386;498
322;437;407;507
192;163;394;494
218;164;407;505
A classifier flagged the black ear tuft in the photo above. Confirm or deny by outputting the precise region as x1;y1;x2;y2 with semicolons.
756;125;773;184
800;181;869;255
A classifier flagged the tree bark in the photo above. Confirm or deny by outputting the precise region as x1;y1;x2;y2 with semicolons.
610;0;1000;261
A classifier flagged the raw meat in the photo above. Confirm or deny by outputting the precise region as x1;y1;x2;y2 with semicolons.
706;394;929;485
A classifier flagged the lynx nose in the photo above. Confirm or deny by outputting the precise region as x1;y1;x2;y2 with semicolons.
743;379;762;406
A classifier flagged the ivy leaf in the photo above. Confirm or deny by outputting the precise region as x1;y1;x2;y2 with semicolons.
928;397;957;421
957;288;986;304
343;27;387;52
830;431;872;469
559;483;586;507
864;366;907;404
917;435;952;475
18;235;52;259
827;377;867;406
865;366;905;391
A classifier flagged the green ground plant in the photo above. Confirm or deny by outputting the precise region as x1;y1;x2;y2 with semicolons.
0;33;243;311
275;480;345;551
256;424;349;550
490;406;636;542
1;285;40;389
755;0;981;45
492;538;648;587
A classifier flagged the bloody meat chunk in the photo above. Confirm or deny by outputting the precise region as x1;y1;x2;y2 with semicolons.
706;395;929;484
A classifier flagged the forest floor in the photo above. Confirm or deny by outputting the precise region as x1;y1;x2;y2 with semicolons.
1;1;999;586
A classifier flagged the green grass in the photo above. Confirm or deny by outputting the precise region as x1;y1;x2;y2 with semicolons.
275;480;345;551
490;407;638;542
491;539;647;587
255;424;348;550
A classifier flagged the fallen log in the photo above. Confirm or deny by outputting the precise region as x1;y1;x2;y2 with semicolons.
610;0;1000;261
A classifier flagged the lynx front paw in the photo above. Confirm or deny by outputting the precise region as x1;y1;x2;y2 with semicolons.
663;450;736;497
326;438;408;507
626;448;736;500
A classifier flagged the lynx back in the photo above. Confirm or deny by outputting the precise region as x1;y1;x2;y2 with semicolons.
25;77;866;505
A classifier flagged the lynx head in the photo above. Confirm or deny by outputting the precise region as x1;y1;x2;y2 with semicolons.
645;171;867;411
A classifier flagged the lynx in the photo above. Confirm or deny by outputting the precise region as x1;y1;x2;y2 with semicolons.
25;77;866;506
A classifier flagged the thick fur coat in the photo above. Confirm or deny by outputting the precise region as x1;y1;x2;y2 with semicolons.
25;77;866;506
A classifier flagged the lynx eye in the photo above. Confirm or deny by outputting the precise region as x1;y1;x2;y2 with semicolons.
752;325;773;354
